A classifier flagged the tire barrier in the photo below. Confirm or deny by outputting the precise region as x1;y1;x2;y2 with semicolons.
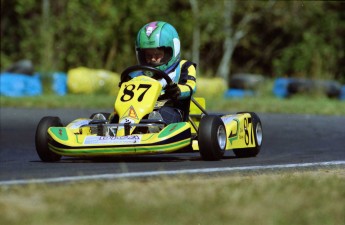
1;59;42;97
225;73;264;98
1;60;69;97
196;77;227;98
341;86;345;100
0;72;69;97
4;59;35;76
229;73;265;90
0;72;42;97
224;89;255;98
273;78;344;100
67;67;120;95
52;72;67;96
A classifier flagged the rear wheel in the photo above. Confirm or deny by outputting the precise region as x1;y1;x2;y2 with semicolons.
233;112;263;157
198;115;227;161
35;116;63;162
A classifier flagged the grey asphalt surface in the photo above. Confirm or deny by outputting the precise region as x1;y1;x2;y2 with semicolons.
0;107;344;181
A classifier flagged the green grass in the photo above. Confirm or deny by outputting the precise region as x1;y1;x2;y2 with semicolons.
1;169;344;225
1;93;344;115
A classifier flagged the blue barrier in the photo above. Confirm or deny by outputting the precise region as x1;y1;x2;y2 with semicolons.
0;72;42;97
273;78;290;98
340;86;345;100
52;72;67;96
273;77;344;100
224;89;254;98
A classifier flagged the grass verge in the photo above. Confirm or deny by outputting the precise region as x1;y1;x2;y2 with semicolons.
1;169;344;225
1;93;345;115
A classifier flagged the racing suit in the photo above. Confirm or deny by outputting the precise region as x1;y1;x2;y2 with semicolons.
158;59;197;124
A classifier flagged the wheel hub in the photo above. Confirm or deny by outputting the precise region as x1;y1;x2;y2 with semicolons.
217;126;227;149
256;123;263;146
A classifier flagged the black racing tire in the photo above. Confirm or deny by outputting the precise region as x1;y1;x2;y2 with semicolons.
198;115;227;161
230;73;264;90
233;112;263;158
35;116;63;162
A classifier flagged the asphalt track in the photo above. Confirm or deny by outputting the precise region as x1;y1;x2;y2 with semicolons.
1;108;344;183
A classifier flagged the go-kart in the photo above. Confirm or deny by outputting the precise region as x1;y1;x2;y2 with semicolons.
35;65;263;162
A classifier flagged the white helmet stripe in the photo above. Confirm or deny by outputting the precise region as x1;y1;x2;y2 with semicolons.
173;38;180;57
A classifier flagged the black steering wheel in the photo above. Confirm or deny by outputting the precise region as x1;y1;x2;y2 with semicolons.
119;65;173;87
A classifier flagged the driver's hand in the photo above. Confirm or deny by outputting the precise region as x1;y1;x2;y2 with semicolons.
165;83;181;100
118;76;130;87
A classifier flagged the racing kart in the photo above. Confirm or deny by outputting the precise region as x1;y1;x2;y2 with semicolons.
35;65;263;162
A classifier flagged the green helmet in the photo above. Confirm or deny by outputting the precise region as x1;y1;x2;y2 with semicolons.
135;21;181;72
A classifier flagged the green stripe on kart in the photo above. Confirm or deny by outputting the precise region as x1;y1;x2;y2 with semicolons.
158;123;187;138
50;127;68;141
49;139;190;155
135;139;189;152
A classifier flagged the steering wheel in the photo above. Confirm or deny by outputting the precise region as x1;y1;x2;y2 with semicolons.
119;65;173;87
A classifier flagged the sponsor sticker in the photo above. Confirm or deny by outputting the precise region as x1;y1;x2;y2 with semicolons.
83;135;142;145
221;115;236;125
127;106;138;119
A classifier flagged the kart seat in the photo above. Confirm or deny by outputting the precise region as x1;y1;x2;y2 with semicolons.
176;97;205;122
176;98;191;122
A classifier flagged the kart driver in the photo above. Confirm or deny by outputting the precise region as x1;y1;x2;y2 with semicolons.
132;21;197;124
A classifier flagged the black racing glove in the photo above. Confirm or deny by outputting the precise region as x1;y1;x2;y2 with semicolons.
165;83;181;100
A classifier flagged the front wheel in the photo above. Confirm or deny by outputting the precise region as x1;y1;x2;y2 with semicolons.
233;112;263;158
35;116;63;162
198;115;227;161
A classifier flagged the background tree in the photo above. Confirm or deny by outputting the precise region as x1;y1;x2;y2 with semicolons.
189;0;200;69
1;0;344;84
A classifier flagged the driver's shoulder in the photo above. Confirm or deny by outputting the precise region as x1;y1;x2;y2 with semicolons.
179;59;196;70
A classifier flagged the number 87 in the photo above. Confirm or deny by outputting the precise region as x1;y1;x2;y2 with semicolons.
120;84;152;102
244;117;254;145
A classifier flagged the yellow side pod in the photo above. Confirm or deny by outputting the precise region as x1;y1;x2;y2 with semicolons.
47;122;192;157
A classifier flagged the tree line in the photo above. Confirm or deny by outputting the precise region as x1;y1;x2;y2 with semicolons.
1;0;344;85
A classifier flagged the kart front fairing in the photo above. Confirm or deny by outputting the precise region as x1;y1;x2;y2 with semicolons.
47;75;192;157
114;75;162;135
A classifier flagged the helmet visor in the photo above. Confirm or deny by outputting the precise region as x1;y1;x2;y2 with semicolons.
138;47;172;67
